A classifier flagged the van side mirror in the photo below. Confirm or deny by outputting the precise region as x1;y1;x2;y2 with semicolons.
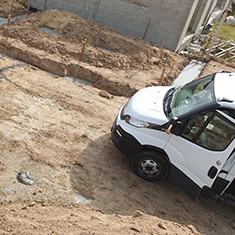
166;117;182;135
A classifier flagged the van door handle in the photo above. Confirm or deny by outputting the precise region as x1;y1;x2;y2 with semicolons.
208;166;218;179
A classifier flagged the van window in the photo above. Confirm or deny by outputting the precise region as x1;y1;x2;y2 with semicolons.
220;109;235;119
171;74;215;117
182;112;235;151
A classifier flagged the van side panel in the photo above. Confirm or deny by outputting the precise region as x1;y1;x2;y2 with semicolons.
170;164;201;201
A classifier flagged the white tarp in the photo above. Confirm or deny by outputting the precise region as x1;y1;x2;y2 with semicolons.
171;60;206;86
227;16;235;25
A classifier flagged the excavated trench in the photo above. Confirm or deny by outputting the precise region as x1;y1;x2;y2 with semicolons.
1;44;139;97
0;17;96;88
0;10;188;97
0;37;138;97
0;15;139;97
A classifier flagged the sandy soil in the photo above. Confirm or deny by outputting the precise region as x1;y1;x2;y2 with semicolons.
0;1;235;235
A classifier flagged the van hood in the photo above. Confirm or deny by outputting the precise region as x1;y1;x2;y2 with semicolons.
124;86;172;125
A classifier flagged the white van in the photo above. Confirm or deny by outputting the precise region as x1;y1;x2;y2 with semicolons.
111;71;235;200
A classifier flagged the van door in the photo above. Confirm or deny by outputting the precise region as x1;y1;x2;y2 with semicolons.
212;150;235;195
165;110;235;200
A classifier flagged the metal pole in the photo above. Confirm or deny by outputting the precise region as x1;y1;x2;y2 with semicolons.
208;10;228;53
158;64;167;86
6;0;14;55
79;39;87;62
44;0;48;11
73;39;87;82
169;59;176;77
143;17;152;40
202;32;213;56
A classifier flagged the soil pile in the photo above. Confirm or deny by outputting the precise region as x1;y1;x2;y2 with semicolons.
13;9;184;70
0;0;28;18
0;9;188;96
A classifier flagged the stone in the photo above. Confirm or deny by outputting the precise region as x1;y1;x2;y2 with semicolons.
99;90;113;99
132;210;144;218
158;222;167;230
16;171;34;185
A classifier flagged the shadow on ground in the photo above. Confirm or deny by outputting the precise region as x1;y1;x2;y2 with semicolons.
71;133;235;234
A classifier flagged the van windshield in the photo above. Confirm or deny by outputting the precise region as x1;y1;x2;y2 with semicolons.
169;74;216;117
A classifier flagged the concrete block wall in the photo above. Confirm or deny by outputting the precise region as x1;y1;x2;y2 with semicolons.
217;0;230;9
27;0;200;51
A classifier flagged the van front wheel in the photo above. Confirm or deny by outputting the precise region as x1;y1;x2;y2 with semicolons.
131;151;169;182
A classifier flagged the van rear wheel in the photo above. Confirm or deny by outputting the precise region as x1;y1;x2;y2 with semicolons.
131;151;169;182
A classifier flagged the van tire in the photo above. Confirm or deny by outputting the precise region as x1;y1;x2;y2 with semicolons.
131;150;169;182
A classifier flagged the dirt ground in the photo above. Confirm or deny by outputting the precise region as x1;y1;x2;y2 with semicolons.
0;1;235;235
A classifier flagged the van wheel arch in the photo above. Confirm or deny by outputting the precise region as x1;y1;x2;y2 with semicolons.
136;146;171;165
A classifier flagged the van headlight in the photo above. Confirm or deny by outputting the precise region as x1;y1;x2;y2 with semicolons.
125;115;149;128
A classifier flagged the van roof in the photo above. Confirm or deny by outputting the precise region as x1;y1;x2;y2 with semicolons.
214;71;235;107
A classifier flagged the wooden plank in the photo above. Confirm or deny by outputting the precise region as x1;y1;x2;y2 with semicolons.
215;46;235;57
211;43;224;50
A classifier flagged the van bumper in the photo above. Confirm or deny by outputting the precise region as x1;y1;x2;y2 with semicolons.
111;118;141;158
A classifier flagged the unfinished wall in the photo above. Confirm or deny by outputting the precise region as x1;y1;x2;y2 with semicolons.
217;0;229;9
27;0;198;51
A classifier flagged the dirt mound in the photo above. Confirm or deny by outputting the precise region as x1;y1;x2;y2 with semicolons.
0;0;28;18
0;9;188;97
9;9;185;70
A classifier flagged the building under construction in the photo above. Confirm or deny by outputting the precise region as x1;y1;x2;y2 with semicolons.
27;0;230;52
